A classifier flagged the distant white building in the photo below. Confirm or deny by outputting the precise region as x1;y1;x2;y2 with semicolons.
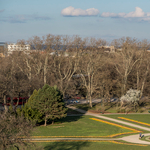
98;46;115;52
8;43;30;54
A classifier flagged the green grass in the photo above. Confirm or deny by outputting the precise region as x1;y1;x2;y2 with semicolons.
140;135;150;142
30;141;150;150
74;103;119;113
32;115;132;137
75;104;91;111
105;107;118;113
67;108;83;115
74;103;150;114
104;114;150;125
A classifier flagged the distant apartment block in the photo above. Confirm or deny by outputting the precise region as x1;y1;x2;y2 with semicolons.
8;43;30;55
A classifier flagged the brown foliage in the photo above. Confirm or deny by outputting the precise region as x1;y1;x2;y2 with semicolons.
0;112;33;150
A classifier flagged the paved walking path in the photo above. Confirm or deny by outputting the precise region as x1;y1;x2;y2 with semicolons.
67;105;150;145
121;133;150;145
67;105;150;131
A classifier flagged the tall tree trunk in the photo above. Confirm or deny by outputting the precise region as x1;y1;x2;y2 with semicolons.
44;118;47;126
44;55;48;85
14;98;19;112
89;75;93;108
137;71;139;90
123;76;127;95
140;64;149;98
89;91;92;108
3;95;8;113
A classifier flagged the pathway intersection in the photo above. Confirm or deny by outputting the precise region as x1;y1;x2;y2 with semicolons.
30;105;150;146
66;105;150;145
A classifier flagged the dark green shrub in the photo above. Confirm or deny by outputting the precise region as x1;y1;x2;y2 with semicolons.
32;84;68;126
17;89;43;123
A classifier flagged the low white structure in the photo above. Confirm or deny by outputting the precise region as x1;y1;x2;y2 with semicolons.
8;43;30;54
98;46;115;52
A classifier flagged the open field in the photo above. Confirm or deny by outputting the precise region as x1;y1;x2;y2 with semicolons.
32;115;132;137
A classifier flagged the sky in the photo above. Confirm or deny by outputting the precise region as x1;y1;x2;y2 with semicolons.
0;0;150;43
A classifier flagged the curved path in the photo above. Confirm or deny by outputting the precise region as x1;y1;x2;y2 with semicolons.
121;133;150;145
67;105;150;145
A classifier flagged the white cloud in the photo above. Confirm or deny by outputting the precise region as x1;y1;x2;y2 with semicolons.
101;7;150;21
61;6;99;16
125;7;145;18
147;13;150;17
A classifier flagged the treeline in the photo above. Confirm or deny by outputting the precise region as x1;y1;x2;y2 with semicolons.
1;35;150;107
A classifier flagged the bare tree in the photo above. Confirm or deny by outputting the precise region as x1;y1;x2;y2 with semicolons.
135;50;150;98
78;50;104;107
52;54;79;97
0;55;20;112
114;46;141;95
0;112;33;150
43;34;55;85
28;36;44;50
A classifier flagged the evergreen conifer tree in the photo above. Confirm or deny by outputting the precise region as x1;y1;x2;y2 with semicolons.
32;84;67;126
17;89;43;123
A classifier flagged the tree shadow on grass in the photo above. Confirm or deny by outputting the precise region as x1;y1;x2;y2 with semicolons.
50;115;85;125
46;104;90;125
44;141;90;150
37;104;89;126
36;112;85;126
75;103;96;111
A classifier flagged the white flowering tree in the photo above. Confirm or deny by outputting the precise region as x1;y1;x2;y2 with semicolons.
120;89;141;112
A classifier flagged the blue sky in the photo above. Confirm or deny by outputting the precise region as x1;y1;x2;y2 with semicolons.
0;0;150;43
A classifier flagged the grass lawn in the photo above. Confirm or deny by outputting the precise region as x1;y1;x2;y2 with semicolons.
142;135;150;142
74;103;150;114
30;141;150;150
74;103;120;113
67;108;83;115
104;114;150;126
32;115;132;137
74;104;90;111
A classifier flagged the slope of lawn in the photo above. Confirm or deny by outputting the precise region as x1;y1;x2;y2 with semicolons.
32;115;133;137
104;114;150;127
32;141;150;150
67;108;83;115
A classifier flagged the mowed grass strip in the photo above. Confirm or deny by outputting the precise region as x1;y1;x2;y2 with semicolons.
33;141;150;150
90;118;141;137
31;140;147;146
104;114;150;127
32;116;132;137
118;117;150;127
